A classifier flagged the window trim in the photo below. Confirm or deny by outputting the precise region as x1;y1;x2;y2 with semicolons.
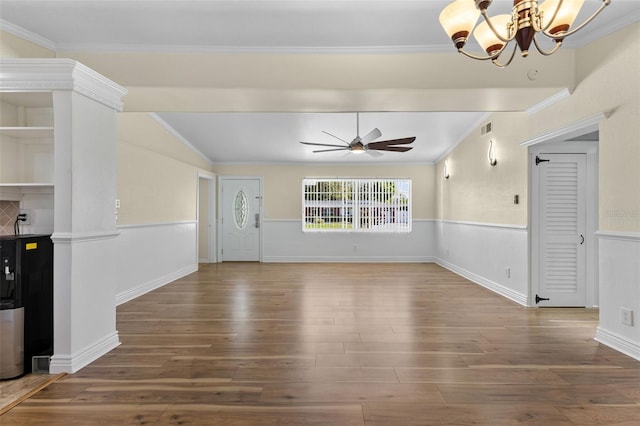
302;177;412;233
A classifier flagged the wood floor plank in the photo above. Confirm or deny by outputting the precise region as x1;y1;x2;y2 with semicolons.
259;382;445;403
232;367;398;382
557;405;640;425
363;403;574;425
1;403;169;425
437;383;635;405
395;367;569;385
2;262;639;425
158;403;365;425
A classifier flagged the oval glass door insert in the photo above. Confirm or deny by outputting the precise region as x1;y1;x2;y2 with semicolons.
234;189;249;229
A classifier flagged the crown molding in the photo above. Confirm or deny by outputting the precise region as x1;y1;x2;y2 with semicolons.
434;112;492;164
520;112;607;147
148;113;214;166
0;19;57;51
526;88;572;115
55;42;453;55
0;58;127;111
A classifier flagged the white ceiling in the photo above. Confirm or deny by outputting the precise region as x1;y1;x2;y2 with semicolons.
154;111;488;164
1;0;638;164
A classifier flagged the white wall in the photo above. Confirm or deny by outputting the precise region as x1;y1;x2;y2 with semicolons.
263;219;435;263
50;88;122;374
115;222;198;305
114;113;212;304
435;221;528;306
595;234;640;359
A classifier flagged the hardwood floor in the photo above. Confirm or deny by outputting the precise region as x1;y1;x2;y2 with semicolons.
2;263;639;425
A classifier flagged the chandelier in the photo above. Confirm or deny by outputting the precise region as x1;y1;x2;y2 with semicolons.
439;0;611;67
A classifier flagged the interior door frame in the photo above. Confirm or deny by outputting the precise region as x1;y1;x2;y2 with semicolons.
197;171;216;264
217;175;264;262
522;113;605;308
528;142;598;307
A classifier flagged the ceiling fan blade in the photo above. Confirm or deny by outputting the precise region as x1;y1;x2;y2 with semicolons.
360;127;382;144
312;147;350;153
373;146;413;152
367;137;416;149
365;149;384;158
300;141;349;148
321;130;350;145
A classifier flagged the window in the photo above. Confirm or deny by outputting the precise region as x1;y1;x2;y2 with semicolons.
302;178;411;233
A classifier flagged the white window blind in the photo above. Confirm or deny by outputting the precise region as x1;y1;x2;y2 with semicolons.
302;178;411;233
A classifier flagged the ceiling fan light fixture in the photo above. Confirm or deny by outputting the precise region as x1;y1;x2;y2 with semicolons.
299;113;416;157
351;143;366;154
439;0;611;67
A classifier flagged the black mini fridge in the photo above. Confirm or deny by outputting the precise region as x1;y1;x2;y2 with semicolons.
0;234;53;379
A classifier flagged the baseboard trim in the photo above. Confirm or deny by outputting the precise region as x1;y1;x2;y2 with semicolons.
49;331;120;374
595;327;640;361
435;257;528;306
262;256;435;263
115;263;198;306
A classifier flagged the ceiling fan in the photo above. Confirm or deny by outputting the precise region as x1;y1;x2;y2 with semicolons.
300;113;415;157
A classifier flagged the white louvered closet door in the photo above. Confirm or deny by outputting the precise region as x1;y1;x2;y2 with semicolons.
537;153;587;306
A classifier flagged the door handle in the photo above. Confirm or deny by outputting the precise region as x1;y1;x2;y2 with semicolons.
255;213;260;229
579;234;584;245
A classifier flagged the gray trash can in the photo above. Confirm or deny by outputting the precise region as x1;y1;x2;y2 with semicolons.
0;306;24;379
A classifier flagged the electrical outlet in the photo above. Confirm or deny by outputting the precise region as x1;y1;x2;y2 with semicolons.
115;199;121;209
620;307;634;326
19;209;31;225
505;267;511;278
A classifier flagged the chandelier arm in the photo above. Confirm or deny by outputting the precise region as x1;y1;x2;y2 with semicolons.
491;43;518;68
480;9;516;43
458;46;503;61
533;35;563;56
542;0;611;40
535;0;564;33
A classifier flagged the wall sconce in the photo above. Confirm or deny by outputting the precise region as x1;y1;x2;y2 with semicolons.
444;161;450;179
488;140;497;166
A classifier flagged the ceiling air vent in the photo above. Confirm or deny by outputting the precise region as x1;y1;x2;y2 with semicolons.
481;122;492;136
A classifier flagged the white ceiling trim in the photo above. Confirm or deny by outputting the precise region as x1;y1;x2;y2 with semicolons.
520;112;607;147
0;19;57;51
211;160;435;167
55;42;453;55
148;112;214;167
434;112;492;164
526;89;572;115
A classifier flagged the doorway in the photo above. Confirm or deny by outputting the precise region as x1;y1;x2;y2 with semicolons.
218;176;263;262
197;174;215;264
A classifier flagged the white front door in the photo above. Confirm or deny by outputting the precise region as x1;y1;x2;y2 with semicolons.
220;177;262;261
535;153;587;307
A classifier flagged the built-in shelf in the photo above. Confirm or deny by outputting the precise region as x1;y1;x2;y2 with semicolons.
0;183;54;187
0;183;54;201
0;127;54;138
0;92;52;108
